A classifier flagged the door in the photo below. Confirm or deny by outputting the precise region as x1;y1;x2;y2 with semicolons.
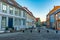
8;17;13;28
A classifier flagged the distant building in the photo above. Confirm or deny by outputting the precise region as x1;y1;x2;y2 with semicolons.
46;6;60;30
41;21;47;26
35;18;41;27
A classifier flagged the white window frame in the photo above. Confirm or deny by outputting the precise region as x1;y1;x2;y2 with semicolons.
19;9;21;16
23;11;25;17
15;8;19;16
9;5;13;15
1;17;6;28
2;2;7;13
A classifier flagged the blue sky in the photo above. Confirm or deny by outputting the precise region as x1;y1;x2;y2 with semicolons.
16;0;60;21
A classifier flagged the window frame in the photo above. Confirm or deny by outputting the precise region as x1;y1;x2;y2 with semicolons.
23;19;26;25
2;2;7;13
15;8;19;16
1;17;6;28
9;5;13;15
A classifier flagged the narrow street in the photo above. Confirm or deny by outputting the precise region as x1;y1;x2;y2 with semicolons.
0;27;60;40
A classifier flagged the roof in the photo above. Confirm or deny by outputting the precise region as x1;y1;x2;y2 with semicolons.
1;0;35;18
48;6;60;15
1;0;29;12
23;7;35;18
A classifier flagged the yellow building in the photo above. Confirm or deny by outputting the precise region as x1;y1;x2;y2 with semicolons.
46;6;60;30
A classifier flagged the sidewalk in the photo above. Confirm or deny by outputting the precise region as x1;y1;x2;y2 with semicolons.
0;32;24;37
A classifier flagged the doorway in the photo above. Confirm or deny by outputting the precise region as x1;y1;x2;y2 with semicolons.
8;17;13;28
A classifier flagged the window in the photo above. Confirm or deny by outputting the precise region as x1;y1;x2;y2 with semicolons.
50;15;55;22
14;18;21;26
14;18;18;25
2;2;7;13
23;11;25;17
0;2;1;10
58;14;60;19
1;17;6;28
59;23;60;27
23;19;26;25
9;6;13;15
19;10;21;16
19;19;21;25
15;8;19;16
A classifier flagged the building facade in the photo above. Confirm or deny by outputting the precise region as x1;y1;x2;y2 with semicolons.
46;6;60;30
35;18;41;27
23;7;36;29
0;0;36;31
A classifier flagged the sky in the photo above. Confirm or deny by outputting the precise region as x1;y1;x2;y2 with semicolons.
16;0;60;22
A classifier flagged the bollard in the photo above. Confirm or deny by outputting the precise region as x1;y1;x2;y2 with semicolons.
47;30;49;33
23;30;24;33
30;30;32;33
56;30;58;33
38;30;40;33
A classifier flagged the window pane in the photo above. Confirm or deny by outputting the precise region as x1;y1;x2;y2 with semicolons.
19;10;21;16
23;19;26;25
14;18;19;25
23;11;25;17
58;14;60;19
9;6;13;15
1;17;6;28
14;18;17;25
50;15;55;22
0;2;1;10
2;2;7;13
19;19;21;25
15;8;19;16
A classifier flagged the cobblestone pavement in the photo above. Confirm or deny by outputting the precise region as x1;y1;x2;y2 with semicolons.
0;28;60;40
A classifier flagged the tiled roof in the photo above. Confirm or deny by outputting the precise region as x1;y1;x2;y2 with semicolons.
48;6;60;15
